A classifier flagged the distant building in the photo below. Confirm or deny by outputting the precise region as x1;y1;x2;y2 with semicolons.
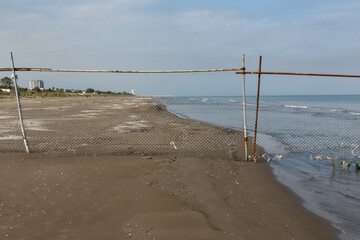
29;80;44;90
130;89;135;95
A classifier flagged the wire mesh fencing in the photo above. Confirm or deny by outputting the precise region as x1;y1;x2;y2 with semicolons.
249;94;360;166
2;93;359;161
2;52;360;165
0;96;24;151
159;95;360;167
1;92;359;165
0;95;247;160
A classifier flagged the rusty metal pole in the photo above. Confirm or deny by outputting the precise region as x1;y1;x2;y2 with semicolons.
0;67;246;73
253;56;262;161
10;52;30;153
241;54;248;161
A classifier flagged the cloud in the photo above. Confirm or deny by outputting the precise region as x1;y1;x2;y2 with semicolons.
3;12;43;22
315;12;347;20
1;0;158;25
1;0;360;95
315;1;360;19
61;0;158;20
320;1;360;11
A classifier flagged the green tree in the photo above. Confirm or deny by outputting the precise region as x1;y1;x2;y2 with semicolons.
33;87;41;92
85;88;95;93
0;77;13;88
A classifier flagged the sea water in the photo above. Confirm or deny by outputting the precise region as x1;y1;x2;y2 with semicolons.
160;95;360;240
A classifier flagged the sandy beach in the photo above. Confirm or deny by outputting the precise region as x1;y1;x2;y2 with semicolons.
0;97;245;159
0;96;340;239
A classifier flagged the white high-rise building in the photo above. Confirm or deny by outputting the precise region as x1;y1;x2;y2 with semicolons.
29;80;44;90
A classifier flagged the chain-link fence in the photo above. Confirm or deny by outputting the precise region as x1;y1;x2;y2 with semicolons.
0;96;24;151
160;94;360;164
250;95;360;159
1;92;359;162
0;95;247;160
2;67;359;240
1;70;360;165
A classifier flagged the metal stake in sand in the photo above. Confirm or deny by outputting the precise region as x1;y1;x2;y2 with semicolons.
10;52;30;153
241;54;248;161
253;56;262;161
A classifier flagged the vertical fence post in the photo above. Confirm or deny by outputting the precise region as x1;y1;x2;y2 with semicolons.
241;54;248;161
10;52;30;153
253;56;262;162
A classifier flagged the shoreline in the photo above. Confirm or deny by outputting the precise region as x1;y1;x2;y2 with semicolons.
0;96;340;239
160;95;359;240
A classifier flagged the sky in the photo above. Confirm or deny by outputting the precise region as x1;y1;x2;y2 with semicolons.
1;0;360;96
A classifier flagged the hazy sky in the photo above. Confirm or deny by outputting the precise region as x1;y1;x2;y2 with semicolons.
1;0;360;96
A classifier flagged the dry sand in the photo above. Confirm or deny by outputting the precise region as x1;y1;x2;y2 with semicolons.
0;153;339;240
0;96;340;239
0;97;245;158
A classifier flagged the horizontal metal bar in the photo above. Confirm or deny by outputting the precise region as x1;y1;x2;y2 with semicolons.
235;71;360;78
2;67;358;78
0;67;245;73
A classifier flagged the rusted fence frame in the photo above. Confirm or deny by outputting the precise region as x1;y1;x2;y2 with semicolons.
3;56;360;156
0;68;245;73
9;52;30;153
237;72;360;78
2;67;360;78
241;54;248;162
252;56;262;162
236;66;360;161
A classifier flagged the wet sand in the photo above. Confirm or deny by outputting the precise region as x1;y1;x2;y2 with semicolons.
0;96;340;239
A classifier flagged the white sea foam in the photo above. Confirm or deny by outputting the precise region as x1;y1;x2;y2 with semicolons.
329;109;360;115
350;112;360;115
246;103;268;107
285;105;309;109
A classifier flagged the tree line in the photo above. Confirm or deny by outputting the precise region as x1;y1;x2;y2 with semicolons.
0;77;134;97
